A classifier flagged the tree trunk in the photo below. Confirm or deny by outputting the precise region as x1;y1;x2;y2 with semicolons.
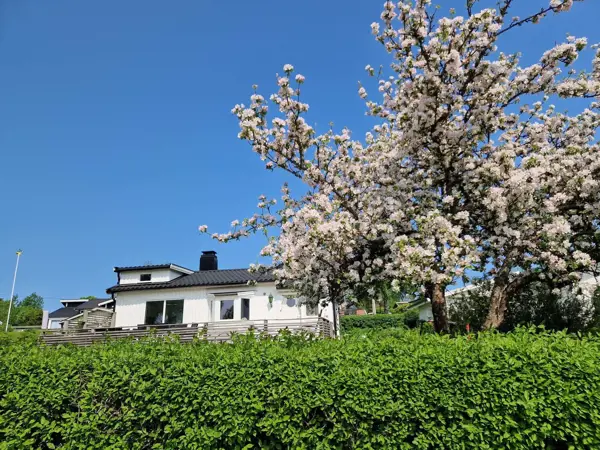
426;282;449;333
483;271;511;330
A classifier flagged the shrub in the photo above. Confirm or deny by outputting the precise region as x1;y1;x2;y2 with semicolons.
403;309;420;328
449;280;600;333
0;330;40;346
340;313;418;332
1;330;600;449
419;321;435;334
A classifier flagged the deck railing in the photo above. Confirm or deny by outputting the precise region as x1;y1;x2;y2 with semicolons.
40;317;335;346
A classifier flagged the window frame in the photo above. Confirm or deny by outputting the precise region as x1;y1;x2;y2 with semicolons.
241;298;250;320
219;299;235;321
144;299;184;325
140;273;152;282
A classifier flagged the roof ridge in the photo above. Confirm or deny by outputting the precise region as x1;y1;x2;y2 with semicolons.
114;263;194;273
191;268;254;273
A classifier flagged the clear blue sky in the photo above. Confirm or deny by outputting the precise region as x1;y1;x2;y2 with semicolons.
1;0;598;312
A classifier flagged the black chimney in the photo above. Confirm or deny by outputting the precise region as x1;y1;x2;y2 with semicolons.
200;251;218;271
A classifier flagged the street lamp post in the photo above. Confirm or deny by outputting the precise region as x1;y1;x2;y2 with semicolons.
5;250;23;332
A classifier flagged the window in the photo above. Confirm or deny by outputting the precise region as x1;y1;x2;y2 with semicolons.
286;298;297;307
165;300;184;324
306;301;319;316
144;300;184;325
241;298;250;320
140;273;152;282
145;301;164;325
220;300;234;320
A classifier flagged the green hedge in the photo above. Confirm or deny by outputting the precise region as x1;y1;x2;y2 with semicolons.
340;311;419;332
0;330;40;347
1;330;600;449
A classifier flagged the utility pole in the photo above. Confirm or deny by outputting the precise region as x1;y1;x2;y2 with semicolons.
5;250;23;332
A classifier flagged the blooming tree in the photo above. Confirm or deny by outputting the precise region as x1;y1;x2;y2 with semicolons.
200;0;600;332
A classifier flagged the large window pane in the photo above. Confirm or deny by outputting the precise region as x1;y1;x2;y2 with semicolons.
241;298;250;320
220;300;234;320
165;300;184;324
145;301;164;325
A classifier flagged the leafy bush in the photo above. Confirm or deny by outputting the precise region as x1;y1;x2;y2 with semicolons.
1;330;599;449
419;321;435;334
449;281;600;333
0;330;40;346
340;313;418;332
403;309;420;328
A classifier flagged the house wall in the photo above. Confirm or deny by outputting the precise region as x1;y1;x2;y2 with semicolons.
243;287;331;322
114;287;209;327
47;318;64;329
119;269;184;285
113;283;335;327
415;303;433;321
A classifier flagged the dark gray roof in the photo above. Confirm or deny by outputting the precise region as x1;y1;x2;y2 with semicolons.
48;307;79;319
49;299;113;319
107;268;275;293
113;263;192;273
77;298;112;309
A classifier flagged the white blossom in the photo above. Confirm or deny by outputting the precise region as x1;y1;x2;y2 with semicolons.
206;0;599;332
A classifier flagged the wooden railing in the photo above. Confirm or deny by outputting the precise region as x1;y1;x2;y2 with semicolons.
40;317;335;346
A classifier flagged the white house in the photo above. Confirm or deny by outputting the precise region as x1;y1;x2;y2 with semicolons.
106;251;336;330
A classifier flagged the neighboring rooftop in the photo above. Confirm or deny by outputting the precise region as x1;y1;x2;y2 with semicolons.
48;307;80;319
107;268;275;293
76;298;113;309
49;298;114;320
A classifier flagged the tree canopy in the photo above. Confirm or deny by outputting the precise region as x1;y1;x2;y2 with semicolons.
200;0;600;332
1;293;44;327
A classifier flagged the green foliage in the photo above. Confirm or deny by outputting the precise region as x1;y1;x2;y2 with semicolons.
0;293;44;327
19;293;44;309
13;307;43;326
448;282;492;331
419;321;435;334
0;330;40;346
340;312;419;332
403;309;420;328
351;281;422;314
449;280;599;333
505;282;593;333
1;330;599;448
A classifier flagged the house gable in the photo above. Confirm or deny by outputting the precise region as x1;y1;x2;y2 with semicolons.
114;264;194;286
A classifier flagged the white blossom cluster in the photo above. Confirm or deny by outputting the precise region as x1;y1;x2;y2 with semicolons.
200;0;599;331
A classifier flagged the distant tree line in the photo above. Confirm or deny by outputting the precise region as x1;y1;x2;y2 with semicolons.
0;293;44;327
